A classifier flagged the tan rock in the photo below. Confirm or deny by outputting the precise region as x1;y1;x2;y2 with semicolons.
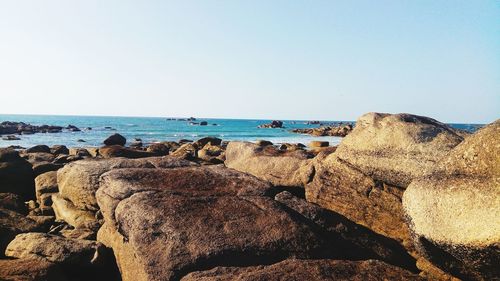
5;233;104;266
225;142;314;187
57;156;195;212
35;171;58;205
309;141;329;147
96;166;324;281
403;120;500;280
335;112;464;187
51;194;99;231
181;259;423;281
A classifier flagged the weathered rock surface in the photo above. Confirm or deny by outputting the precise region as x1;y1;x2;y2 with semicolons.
52;194;100;231
275;191;417;272
35;171;58;208
57;156;195;212
0;258;68;281
0;148;35;200
5;233;104;266
305;113;466;250
25;145;51;154
225;142;314;187
335;112;465;187
181;259;423;281
96;166;326;281
403;119;500;280
5;233;120;281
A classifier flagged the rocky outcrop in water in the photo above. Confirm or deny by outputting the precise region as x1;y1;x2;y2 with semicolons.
291;124;353;137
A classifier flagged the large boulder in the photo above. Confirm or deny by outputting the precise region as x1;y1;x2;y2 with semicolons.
57;156;196;212
403;120;500;280
225;142;315;187
5;233;120;281
96;166;326;281
0;148;35;200
335;112;465;187
274;191;417;272
181;259;423;281
305;113;465;250
0;258;68;281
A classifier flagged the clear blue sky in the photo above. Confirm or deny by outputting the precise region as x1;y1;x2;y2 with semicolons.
0;1;498;123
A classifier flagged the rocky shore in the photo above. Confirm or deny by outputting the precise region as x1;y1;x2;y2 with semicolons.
0;112;498;281
291;124;354;137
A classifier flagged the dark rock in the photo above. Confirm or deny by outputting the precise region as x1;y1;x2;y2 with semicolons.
26;145;51;154
32;162;63;177
103;133;126;146
0;192;27;214
200;121;208;126
258;120;283;128
51;145;69;155
0;148;35;200
146;143;170;156
194;137;222;147
2;135;20;140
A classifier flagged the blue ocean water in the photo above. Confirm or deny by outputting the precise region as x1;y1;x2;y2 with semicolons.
0;114;483;148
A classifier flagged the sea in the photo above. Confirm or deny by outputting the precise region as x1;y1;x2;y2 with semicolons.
0;114;483;148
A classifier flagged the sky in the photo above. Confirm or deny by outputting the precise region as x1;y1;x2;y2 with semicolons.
0;1;498;123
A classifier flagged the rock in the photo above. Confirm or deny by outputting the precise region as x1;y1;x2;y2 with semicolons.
291;124;353;137
0;258;68;281
0;193;27;214
256;140;273;146
51;193;100;231
96;166;325;281
197;144;224;163
170;143;198;160
22;152;56;164
305;113;466;250
335;112;465;187
99;145;157;159
2;135;20;140
403;120;500;280
181;259;423;281
258;120;283;128
35;171;58;209
32;162;62;177
77;139;86;142
68;148;92;157
0;148;35;200
57;157;195;212
26;145;51;154
130;140;142;148
275;191;417;272
225;142;314;187
309;141;329;148
146;143;169;156
53;155;83;164
50;145;69;155
66;124;81;132
0;208;50;256
200;121;208;126
103;133;126;146
194;136;222;147
6;233;104;265
5;233;120;281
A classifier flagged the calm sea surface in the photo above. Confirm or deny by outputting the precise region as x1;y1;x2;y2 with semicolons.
0;114;483;148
